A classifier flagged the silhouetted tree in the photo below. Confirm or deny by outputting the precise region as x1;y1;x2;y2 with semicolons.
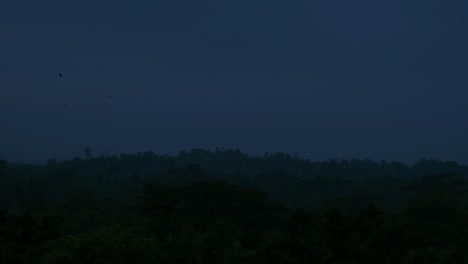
84;147;93;159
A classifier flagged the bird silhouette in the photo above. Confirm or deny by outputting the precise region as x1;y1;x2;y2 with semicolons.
59;73;63;78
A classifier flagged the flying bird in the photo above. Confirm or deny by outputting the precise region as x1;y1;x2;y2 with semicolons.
59;73;63;78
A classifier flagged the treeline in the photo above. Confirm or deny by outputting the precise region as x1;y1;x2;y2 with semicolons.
45;148;468;180
1;149;468;263
1;149;467;209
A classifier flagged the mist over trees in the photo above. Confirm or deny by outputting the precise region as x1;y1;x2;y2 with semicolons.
1;148;468;263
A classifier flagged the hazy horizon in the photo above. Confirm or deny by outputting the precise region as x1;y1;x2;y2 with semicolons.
3;146;467;167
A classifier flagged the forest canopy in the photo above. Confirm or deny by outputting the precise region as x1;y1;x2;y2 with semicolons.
1;148;468;263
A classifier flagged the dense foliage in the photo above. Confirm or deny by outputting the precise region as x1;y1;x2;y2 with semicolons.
1;149;468;263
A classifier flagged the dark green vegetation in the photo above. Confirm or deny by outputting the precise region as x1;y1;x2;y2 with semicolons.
1;149;468;263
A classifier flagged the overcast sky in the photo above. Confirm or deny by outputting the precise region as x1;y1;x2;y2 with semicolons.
1;0;468;164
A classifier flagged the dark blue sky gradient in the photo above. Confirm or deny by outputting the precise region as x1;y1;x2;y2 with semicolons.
1;0;468;164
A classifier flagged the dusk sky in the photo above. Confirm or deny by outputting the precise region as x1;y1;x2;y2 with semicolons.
1;0;468;164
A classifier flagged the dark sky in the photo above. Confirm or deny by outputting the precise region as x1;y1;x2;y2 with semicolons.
1;0;468;164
